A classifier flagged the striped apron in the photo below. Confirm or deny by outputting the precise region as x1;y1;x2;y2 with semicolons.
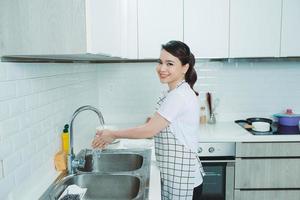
154;90;204;200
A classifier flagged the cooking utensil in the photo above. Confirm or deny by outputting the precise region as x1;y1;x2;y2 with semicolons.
246;117;273;125
273;112;300;126
236;118;273;132
242;122;270;132
277;125;300;134
206;92;212;117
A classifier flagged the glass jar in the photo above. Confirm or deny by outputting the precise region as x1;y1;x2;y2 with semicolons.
200;106;207;124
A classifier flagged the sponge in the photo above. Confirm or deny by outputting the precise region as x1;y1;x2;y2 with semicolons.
58;184;87;200
54;150;67;171
60;194;80;200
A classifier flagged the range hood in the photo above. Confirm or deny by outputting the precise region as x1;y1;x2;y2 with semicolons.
2;53;300;63
1;53;156;63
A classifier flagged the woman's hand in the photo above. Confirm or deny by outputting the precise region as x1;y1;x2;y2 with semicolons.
91;129;116;149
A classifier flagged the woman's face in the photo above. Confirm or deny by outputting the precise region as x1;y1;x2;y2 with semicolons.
156;49;189;89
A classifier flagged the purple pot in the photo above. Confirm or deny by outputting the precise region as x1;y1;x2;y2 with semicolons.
273;113;300;126
278;125;300;134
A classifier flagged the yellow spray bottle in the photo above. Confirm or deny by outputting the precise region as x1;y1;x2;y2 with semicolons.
61;124;69;154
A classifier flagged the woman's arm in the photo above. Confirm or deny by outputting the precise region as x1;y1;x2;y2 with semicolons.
113;112;168;139
92;112;169;148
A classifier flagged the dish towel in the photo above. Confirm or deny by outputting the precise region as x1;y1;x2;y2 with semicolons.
58;184;87;200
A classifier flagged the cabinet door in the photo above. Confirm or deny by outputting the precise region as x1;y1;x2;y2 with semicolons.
229;0;282;58
235;190;300;200
281;0;300;57
0;0;86;55
120;0;138;59
86;0;122;57
236;142;300;157
235;158;300;189
138;0;183;59
184;0;229;58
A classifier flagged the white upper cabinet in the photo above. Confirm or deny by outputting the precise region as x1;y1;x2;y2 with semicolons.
0;0;138;58
1;0;86;56
184;0;229;59
280;0;300;57
86;0;121;57
229;0;282;58
3;0;300;59
137;0;183;59
86;0;138;58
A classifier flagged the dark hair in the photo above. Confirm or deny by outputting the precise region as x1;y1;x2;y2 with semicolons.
162;40;198;96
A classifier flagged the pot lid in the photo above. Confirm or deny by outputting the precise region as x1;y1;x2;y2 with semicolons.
273;113;300;118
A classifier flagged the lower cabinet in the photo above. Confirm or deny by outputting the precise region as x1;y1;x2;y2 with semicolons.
235;158;300;189
234;142;300;200
234;190;300;200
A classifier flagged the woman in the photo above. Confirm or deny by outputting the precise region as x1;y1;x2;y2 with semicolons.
92;40;204;200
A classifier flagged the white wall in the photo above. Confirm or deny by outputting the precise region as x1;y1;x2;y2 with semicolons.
0;59;299;199
97;62;164;125
0;62;99;199
98;60;300;125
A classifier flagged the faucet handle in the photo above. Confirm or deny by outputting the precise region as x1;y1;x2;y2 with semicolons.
72;149;87;169
72;157;86;169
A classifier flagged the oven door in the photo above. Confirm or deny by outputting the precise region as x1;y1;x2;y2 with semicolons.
199;157;235;200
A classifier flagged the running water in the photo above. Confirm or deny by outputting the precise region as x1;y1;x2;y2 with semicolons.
92;148;102;158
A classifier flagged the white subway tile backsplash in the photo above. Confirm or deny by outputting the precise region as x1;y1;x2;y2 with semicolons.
97;60;300;123
13;163;31;186
31;78;45;93
0;175;14;200
9;97;25;117
0;101;9;121
21;143;36;162
6;64;24;80
34;135;49;155
0;62;98;199
0;139;12;159
2;151;22;175
0;117;20;139
11;131;29;153
23;64;39;79
0;81;16;101
24;94;39;111
0;160;3;179
16;79;32;97
0;65;7;81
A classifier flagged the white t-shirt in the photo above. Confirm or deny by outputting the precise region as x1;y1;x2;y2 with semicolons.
157;82;203;186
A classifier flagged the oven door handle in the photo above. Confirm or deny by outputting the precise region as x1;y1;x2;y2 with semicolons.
200;160;235;163
204;172;222;176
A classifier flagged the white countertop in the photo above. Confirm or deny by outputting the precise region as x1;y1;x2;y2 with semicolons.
198;122;300;142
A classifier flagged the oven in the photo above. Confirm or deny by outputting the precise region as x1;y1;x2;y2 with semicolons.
196;142;235;200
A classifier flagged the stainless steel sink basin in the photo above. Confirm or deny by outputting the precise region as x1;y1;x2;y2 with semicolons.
40;148;151;200
78;153;143;172
51;173;141;200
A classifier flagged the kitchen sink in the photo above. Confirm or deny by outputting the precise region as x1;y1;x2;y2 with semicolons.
78;152;143;172
50;173;141;200
40;148;151;200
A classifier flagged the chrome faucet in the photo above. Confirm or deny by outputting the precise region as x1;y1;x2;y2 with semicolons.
68;105;105;174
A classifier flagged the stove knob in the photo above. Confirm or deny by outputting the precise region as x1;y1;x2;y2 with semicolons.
197;147;203;154
208;147;215;153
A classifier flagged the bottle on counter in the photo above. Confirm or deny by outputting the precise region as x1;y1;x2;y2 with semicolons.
54;124;69;171
200;106;207;124
61;124;70;154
